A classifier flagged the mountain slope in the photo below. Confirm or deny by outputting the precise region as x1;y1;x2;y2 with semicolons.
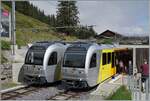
3;4;77;46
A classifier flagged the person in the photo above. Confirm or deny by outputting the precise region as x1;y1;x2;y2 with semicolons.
140;59;149;92
119;60;124;74
116;58;120;74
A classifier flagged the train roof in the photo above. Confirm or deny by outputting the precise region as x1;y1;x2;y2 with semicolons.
65;42;120;52
29;41;66;50
66;42;98;52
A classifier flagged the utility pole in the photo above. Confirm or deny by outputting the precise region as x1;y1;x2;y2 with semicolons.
132;48;137;101
148;32;150;100
0;0;2;100
0;0;1;71
12;0;16;55
88;25;96;29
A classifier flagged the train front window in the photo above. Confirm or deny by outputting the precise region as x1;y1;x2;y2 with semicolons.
25;51;45;65
63;53;86;68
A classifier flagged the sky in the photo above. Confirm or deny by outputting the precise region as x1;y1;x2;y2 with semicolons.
30;0;149;36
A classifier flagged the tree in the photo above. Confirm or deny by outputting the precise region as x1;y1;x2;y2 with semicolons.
3;1;56;27
56;1;79;35
75;25;97;39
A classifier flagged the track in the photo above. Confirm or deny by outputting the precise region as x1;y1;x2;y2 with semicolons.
47;88;96;100
1;86;42;100
1;84;97;100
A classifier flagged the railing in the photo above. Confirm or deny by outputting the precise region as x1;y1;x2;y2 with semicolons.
127;73;149;101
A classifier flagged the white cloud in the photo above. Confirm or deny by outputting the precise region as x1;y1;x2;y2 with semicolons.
29;1;57;15
77;0;149;35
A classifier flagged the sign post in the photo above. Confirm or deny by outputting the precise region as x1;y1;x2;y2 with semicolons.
11;0;16;55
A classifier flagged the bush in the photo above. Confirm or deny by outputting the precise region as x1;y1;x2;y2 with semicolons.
1;54;8;63
102;39;113;44
1;40;11;50
74;26;97;39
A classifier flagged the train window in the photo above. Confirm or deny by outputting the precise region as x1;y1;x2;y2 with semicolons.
102;53;107;65
63;53;86;68
48;52;57;65
30;46;46;50
112;52;115;67
90;53;96;68
25;51;45;65
108;53;111;64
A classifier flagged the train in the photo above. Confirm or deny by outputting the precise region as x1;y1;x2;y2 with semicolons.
18;41;69;84
19;41;130;88
61;42;129;88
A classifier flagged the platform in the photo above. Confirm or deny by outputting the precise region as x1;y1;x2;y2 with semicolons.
72;74;126;100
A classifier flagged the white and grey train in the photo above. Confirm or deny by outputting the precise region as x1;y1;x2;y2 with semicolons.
19;41;69;84
61;42;118;88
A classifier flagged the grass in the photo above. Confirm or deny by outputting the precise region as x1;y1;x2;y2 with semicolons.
106;85;132;100
1;40;11;50
2;4;77;47
1;82;18;90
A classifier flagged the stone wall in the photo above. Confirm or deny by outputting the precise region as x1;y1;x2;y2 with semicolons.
0;63;12;83
12;63;24;83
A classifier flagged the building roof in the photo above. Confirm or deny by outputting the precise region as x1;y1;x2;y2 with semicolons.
96;30;123;38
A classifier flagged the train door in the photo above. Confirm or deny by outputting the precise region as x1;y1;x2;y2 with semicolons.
46;52;58;82
88;53;99;86
111;52;116;76
107;52;112;78
101;52;108;81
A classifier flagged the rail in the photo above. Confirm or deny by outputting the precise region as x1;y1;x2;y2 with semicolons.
1;86;42;100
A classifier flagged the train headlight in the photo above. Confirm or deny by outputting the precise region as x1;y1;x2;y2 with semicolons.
79;71;84;74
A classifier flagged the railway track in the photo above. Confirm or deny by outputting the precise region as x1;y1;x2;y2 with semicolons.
48;91;80;100
47;87;96;100
1;86;42;100
1;84;96;100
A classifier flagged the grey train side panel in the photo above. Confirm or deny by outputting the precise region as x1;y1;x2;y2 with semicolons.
43;43;67;83
85;45;102;87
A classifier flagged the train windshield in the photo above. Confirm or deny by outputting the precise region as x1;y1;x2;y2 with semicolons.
25;51;45;65
63;53;86;68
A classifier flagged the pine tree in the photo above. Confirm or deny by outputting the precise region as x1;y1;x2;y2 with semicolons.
3;1;56;28
56;1;79;35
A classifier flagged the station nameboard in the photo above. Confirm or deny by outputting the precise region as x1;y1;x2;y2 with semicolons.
0;9;11;38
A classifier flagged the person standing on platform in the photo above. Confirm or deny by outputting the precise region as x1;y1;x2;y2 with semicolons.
119;60;124;74
140;59;149;92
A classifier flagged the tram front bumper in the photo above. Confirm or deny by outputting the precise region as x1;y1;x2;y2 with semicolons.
23;75;47;85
